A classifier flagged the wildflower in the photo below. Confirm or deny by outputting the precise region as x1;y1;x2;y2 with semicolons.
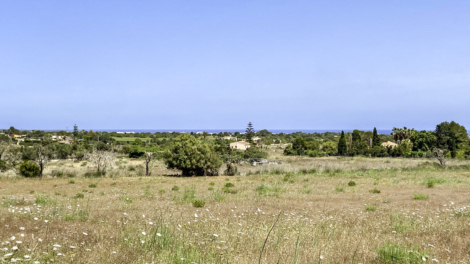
142;232;146;236
112;251;116;254
141;240;145;244
34;218;38;221
12;246;18;250
4;253;13;257
10;236;16;240
422;257;426;261
156;233;162;237
431;259;439;262
213;234;219;237
149;222;153;225
20;234;24;237
53;244;61;248
195;214;198;218
19;227;25;231
86;249;91;252
70;246;76;249
15;241;22;244
57;253;63;256
83;232;88;236
38;238;43;242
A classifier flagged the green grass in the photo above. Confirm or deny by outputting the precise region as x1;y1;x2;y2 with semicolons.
376;243;429;263
192;199;205;207
370;188;381;194
365;205;377;211
412;194;428;200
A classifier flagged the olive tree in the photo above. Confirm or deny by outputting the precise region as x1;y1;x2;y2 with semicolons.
163;134;222;176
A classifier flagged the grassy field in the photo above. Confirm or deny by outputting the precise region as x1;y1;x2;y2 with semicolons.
1;157;470;263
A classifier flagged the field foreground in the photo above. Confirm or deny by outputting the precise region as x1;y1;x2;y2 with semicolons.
1;157;470;263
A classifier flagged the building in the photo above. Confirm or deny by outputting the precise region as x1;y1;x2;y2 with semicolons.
230;141;251;150
252;137;262;143
381;141;398;148
222;136;236;140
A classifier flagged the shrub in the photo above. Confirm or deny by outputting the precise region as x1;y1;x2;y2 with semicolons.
159;189;166;194
365;205;377;212
376;243;429;263
171;185;180;191
0;160;7;172
413;194;428;200
88;183;97;188
68;180;75;184
192;199;205;207
222;187;238;194
426;179;436;188
370;188;381;194
19;160;40;178
73;193;85;199
348;181;356;186
224;182;234;188
209;182;215;186
335;187;344;192
208;187;214;191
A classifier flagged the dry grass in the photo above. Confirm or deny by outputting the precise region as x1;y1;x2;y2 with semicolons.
1;157;470;263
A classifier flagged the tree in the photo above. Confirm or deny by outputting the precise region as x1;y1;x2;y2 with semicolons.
410;131;436;152
433;148;446;166
36;145;51;177
144;152;153;176
435;121;468;151
73;124;79;138
85;151;113;175
338;131;347;155
352;130;362;142
372;128;381;147
391;127;415;144
202;132;209;140
163;134;222;176
245;122;255;144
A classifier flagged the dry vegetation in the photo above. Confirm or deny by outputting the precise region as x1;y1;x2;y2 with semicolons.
1;156;470;263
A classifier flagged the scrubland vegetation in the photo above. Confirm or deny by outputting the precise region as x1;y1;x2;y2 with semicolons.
1;157;470;263
1;122;470;263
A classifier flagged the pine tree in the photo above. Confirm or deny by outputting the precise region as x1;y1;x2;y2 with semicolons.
338;131;347;155
245;122;255;143
73;124;79;138
372;127;381;147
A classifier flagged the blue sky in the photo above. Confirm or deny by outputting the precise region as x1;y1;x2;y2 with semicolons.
1;1;469;131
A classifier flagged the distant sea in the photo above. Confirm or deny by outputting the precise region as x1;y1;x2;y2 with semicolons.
92;129;393;135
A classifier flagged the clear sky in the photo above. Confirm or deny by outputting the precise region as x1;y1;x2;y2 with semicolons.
1;1;469;131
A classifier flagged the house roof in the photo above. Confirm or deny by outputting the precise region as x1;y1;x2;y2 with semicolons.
230;141;250;145
381;141;398;147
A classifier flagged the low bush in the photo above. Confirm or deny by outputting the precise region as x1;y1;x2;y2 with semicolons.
171;185;180;191
192;199;205;207
365;205;377;212
348;181;356;186
73;193;85;199
19;160;40;178
370;188;381;194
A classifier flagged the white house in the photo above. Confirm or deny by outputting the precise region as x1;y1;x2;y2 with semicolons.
230;141;251;150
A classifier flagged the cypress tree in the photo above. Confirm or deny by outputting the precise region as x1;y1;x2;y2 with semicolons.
372;127;381;147
338;131;347;155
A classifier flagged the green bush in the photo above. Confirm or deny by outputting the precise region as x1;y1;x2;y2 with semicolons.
209;182;215;186
365;205;377;211
192;199;205;208
88;183;97;188
370;188;381;194
19;160;40;178
348;181;356;186
68;180;75;184
224;182;234;188
171;185;180;191
0;160;7;172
